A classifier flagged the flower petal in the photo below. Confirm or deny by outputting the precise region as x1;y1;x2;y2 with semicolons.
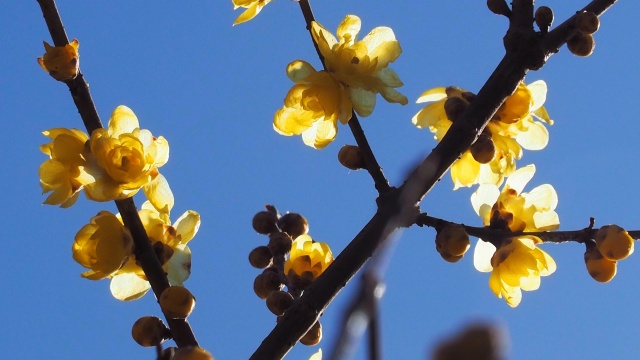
110;273;150;301
474;240;496;273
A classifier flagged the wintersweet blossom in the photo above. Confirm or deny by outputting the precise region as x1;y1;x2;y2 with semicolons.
37;39;79;81
274;60;352;149
413;81;552;189
285;234;333;287
73;202;201;301
311;15;408;116
232;0;272;25
471;165;559;307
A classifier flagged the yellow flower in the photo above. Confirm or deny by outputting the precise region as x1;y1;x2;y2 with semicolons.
232;0;272;25
284;234;333;287
413;81;552;189
37;39;79;81
311;15;408;116
39;128;95;207
274;60;352;149
87;106;173;215
73;202;201;301
471;165;559;307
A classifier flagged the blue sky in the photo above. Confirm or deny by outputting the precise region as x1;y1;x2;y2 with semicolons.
2;1;639;359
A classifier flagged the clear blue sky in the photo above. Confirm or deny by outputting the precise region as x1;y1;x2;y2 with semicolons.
2;1;639;359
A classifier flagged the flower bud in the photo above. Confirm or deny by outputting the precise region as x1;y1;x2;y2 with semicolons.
567;33;595;57
338;145;366;170
595;225;634;261
436;225;471;261
249;246;273;269
172;346;214;360
278;213;309;239
470;132;496;164
486;0;511;17
535;6;554;31
253;268;283;299
131;316;170;347
268;232;293;256
584;241;617;282
575;11;600;35
266;290;295;316
300;321;323;346
444;97;469;122
159;286;196;319
252;211;278;234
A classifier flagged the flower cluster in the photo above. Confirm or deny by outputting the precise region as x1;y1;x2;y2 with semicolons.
39;105;173;215
73;201;200;301
471;165;559;307
274;15;407;149
413;81;552;189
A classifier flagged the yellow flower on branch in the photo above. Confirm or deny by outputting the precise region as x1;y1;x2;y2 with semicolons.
73;202;201;301
284;234;333;289
232;0;272;25
471;165;559;307
413;81;552;189
37;39;79;81
311;15;408;116
274;60;353;149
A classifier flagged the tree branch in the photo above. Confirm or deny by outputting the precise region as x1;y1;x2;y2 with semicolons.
36;0;197;348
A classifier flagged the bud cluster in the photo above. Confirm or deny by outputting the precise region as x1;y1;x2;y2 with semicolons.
568;11;600;57
584;225;635;283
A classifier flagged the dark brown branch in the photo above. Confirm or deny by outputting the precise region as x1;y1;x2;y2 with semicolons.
36;0;197;348
298;0;392;194
250;0;618;358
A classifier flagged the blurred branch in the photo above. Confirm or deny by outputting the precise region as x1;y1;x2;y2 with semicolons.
36;0;198;348
298;0;392;194
250;0;619;358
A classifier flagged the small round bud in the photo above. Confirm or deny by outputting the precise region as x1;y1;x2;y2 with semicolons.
266;290;295;316
338;145;366;171
595;225;634;261
159;286;196;319
252;211;278;235
444;97;469;122
436;224;471;262
567;33;595;57
131;316;170;347
253;268;283;299
278;213;309;239
487;0;511;17
268;232;293;256
433;323;505;360
173;346;214;360
300;321;323;346
535;6;554;31
584;241;617;282
470;132;496;164
575;11;600;35
249;246;273;268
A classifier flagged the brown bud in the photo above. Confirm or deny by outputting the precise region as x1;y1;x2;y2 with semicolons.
567;33;595;57
268;232;293;256
486;0;511;17
300;321;323;346
159;286;196;319
444;97;469;122
253;268;283;299
266;290;295;316
131;316;170;347
436;224;471;261
249;246;273;269
338;145;366;170
173;347;214;360
575;11;600;35
278;213;309;239
252;211;278;234
470;132;496;164
535;6;554;31
584;240;617;283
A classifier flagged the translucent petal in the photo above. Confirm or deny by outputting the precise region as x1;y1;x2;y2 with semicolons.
471;184;500;217
416;87;447;104
380;87;408;105
533;106;553;125
515;120;549;150
524;184;558;210
474;240;496;272
505;164;535;194
174;210;201;244
302;118;337;149
233;3;262;26
142;173;174;218
110;273;150;301
336;15;361;45
362;27;401;66
286;60;316;83
411;101;447;129
350;88;376;117
376;67;403;87
166;245;192;285
108;106;139;137
311;21;338;58
527;80;547;112
451;153;481;190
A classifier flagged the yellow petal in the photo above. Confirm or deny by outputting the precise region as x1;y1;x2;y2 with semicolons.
416;87;447;104
174;211;201;244
166;245;192;285
110;273;151;301
515;120;549;150
504;164;535;194
527;80;547;111
362;27;401;67
287;60;316;83
474;240;496;273
311;21;338;58
336;15;361;45
301;118;337;149
233;3;262;26
108;106;140;136
350;87;376;117
142;173;174;217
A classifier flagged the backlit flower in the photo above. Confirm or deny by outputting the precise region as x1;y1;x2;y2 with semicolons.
232;0;272;25
37;39;79;81
413;81;552;189
274;60;352;149
284;234;333;288
471;165;559;307
311;15;408;116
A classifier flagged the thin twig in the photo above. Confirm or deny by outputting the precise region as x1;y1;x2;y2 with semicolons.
250;0;617;358
36;0;198;348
